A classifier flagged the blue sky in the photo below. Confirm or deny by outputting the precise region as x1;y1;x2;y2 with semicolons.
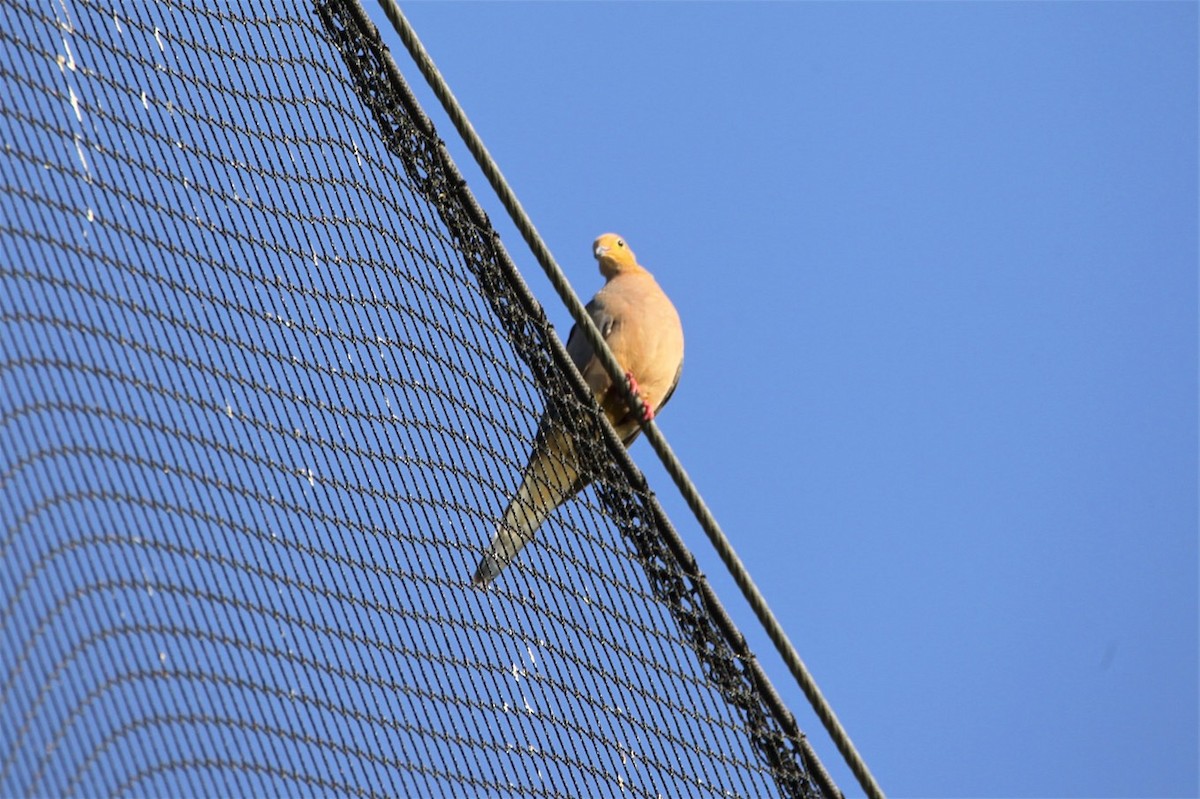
390;3;1198;797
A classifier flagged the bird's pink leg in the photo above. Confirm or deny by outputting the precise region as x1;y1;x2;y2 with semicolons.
625;371;654;422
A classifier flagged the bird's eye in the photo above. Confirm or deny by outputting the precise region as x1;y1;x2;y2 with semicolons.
617;239;625;248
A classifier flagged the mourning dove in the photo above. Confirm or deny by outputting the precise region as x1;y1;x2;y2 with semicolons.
471;233;685;588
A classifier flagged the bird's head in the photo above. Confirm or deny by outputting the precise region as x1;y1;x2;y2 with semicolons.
593;233;638;279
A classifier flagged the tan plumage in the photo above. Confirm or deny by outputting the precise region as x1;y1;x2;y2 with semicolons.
472;233;685;588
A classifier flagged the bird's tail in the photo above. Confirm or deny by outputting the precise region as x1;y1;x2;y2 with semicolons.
472;426;587;588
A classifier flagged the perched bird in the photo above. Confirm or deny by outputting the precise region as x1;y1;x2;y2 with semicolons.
472;233;685;588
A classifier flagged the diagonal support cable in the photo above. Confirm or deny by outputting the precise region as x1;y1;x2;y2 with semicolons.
371;3;885;798
320;4;839;796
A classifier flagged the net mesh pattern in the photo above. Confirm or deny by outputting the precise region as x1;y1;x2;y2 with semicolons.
0;2;826;796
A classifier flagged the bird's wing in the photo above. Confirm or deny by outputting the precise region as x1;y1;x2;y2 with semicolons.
563;296;619;399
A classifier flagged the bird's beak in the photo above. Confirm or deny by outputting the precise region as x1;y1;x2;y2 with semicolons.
594;245;609;259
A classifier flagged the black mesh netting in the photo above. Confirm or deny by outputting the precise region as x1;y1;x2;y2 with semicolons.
0;2;831;796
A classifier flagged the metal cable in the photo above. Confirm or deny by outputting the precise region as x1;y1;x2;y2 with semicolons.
375;4;885;798
323;4;831;796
